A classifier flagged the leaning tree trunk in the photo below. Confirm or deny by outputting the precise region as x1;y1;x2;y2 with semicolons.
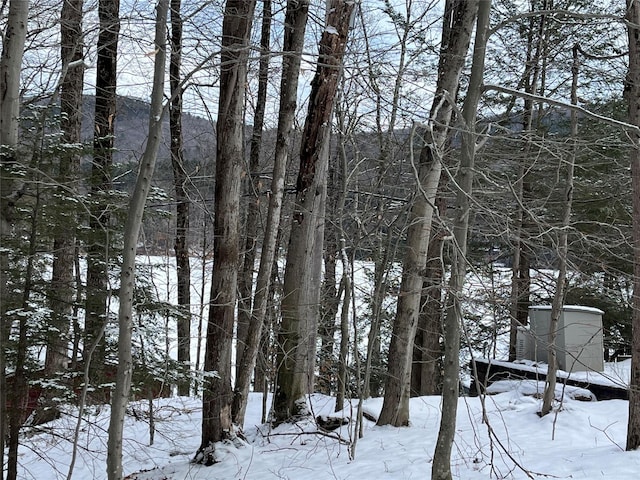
85;0;120;388
625;0;640;451
106;2;168;479
231;0;310;428
169;0;192;397
0;0;28;474
377;0;477;427
196;0;256;464
272;0;356;424
431;3;490;479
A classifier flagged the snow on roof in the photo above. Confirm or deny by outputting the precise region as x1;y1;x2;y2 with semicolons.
529;304;604;314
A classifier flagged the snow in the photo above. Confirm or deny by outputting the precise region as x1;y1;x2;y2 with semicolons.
13;368;640;480
11;257;638;478
530;304;605;315
488;358;630;389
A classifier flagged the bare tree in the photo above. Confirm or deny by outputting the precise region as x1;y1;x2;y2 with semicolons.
539;43;579;417
85;0;120;385
106;2;168;479
431;2;490;478
625;0;640;451
232;0;308;428
236;0;272;388
377;0;477;427
47;0;85;374
169;0;192;397
196;0;256;464
508;0;549;361
0;0;28;475
272;0;356;423
353;1;418;399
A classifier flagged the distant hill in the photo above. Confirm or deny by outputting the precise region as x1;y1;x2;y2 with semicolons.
80;95;216;165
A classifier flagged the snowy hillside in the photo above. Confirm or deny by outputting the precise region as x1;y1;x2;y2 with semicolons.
17;374;640;480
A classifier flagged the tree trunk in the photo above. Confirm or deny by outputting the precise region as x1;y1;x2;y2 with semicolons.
625;0;640;450
85;0;120;387
508;1;548;361
0;0;28;474
431;3;490;479
318;151;341;395
236;0;272;385
412;200;446;397
365;242;391;398
539;43;579;418
197;0;256;463
231;0;310;427
106;2;168;479
47;0;85;375
272;0;356;424
377;0;477;427
169;0;192;397
333;107;352;410
335;242;351;412
8;178;42;480
358;1;419;401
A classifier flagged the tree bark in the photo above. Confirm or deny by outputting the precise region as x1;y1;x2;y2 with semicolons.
335;242;351;412
8;177;42;480
169;0;192;397
0;0;28;474
272;0;356;424
47;0;85;375
377;0;477;427
358;0;421;400
625;0;640;451
231;0;310;427
539;43;579;417
431;3;490;479
508;0;548;361
318;149;341;395
236;0;272;386
318;234;339;395
197;0;256;463
412;199;446;397
106;2;168;479
85;0;120;387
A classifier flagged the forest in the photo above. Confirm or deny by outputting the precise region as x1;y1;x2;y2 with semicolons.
2;0;640;479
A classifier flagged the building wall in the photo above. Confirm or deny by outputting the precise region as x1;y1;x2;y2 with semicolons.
520;305;604;372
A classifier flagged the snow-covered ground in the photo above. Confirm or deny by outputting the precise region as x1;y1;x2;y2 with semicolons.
11;256;633;478
15;368;640;480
